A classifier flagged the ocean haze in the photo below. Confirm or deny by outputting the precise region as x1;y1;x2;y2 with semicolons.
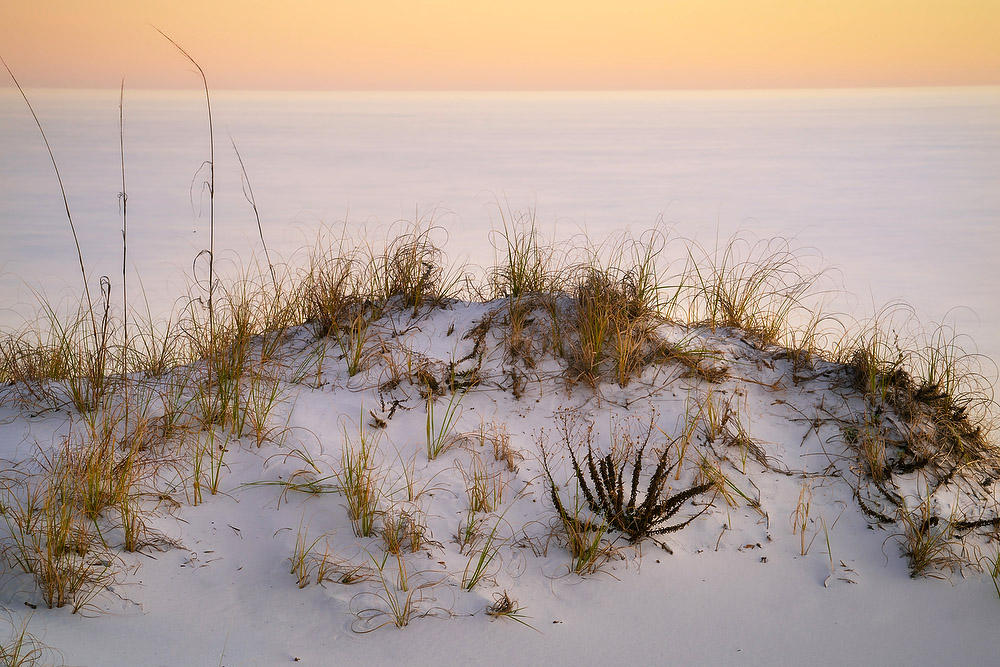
1;87;998;358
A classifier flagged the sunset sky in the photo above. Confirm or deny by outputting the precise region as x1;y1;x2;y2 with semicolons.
3;1;999;90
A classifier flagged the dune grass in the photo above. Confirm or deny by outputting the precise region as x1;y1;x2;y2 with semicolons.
0;611;57;666
336;423;385;538
2;203;997;600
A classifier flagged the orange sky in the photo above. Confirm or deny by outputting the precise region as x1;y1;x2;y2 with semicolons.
2;1;999;90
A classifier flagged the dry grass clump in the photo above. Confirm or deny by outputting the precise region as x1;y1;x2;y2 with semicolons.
479;224;698;389
834;309;999;562
479;421;522;472
336;425;385;537
289;522;329;589
298;223;467;382
365;222;465;315
333;309;378;377
651;340;729;384
779;308;844;378
460;454;505;514
301;221;463;334
46;422;143;526
698;395;775;475
485;591;535;629
841;310;912;408
556;232;675;387
481;214;565;372
496;296;548;373
352;552;445;632
288;523;376;588
0;399;175;610
128;308;190;377
566;268;635;384
547;489;617;575
841;310;998;475
855;416;888;483
685;235;822;346
299;234;377;374
0;322;77;406
0;469;116;612
488;208;565;300
0;294;191;413
462;513;505;590
0;298;119;412
0;611;58;667
380;507;431;555
827;309;1000;577
895;493;962;578
300;228;363;337
791;483;814;556
318;558;378;586
183;267;292;431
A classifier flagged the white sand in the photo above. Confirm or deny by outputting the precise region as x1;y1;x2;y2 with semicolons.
2;301;998;666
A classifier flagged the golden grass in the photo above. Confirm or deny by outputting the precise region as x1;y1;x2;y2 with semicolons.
336;424;384;538
791;483;813;556
0;611;57;666
485;591;536;630
896;492;961;578
549;490;617;575
352;552;445;632
479;421;522;472
685;235;821;345
380;507;430;555
460;454;505;514
0;469;116;612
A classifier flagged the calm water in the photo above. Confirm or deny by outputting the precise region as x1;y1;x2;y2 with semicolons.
1;88;998;359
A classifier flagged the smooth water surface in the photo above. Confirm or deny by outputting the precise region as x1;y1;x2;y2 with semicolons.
1;87;998;358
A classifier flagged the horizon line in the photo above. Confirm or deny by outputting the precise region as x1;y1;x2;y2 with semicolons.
5;83;1000;95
